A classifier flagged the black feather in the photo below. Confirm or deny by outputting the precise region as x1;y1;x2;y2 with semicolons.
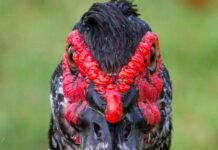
74;1;151;73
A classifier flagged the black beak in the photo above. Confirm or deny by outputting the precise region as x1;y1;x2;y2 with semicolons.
77;103;146;150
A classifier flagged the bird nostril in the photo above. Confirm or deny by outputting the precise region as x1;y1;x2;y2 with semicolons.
93;122;102;138
124;123;132;140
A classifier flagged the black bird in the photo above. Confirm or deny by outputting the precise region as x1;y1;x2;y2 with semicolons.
49;0;172;150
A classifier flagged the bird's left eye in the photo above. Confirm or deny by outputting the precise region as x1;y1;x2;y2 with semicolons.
66;45;76;67
148;46;157;74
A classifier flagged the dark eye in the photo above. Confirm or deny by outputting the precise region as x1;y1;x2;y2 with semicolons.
66;45;78;74
66;45;75;66
148;46;157;73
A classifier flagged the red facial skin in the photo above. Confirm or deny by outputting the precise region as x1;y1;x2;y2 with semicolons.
63;30;163;126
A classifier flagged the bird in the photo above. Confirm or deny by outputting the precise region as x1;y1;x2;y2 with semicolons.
49;0;172;150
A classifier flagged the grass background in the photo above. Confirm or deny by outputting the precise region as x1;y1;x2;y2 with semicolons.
0;0;218;149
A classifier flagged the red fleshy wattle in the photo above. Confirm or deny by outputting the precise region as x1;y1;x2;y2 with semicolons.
65;100;87;125
105;88;122;123
138;101;160;125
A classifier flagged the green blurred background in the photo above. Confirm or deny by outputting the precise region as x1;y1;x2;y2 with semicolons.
0;0;218;149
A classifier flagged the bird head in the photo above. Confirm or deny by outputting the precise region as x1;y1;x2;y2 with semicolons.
61;0;166;149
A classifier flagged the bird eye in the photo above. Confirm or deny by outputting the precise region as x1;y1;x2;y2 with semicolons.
66;45;76;67
148;46;157;74
66;45;78;74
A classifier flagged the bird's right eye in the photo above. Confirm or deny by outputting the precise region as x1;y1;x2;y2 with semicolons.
66;45;78;74
66;45;76;66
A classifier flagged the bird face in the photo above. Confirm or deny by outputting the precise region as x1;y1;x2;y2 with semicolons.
62;30;164;149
